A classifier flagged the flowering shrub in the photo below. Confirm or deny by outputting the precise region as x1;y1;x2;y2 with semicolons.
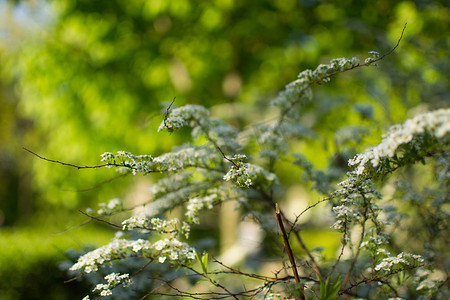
64;28;449;299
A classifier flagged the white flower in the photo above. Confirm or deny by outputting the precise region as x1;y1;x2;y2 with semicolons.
70;238;152;273
100;290;112;296
374;252;424;273
158;105;209;131
348;109;450;176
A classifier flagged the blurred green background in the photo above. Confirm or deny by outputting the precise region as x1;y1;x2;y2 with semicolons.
0;0;448;298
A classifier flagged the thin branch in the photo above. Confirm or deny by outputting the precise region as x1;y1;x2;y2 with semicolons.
328;223;348;278
212;257;271;281
290;227;322;279
276;204;304;299
78;210;122;229
64;273;84;283
55;218;93;234
162;98;239;168
187;266;240;300
276;206;322;280
24;146;225;174
276;23;407;129
376;22;407;61
289;197;331;234
23;147;109;169
192;118;240;168
163;96;177;131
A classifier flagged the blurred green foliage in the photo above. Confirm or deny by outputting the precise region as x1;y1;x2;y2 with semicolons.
0;225;111;299
0;0;448;298
1;0;448;212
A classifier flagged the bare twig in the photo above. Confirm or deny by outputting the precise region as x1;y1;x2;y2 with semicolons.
289;197;331;234
163;96;177;131
328;224;348;278
78;210;122;229
64;273;84;283
276;23;407;129
275;204;322;280
24;146;225;174
23;147;108;169
192;118;240;168
276;203;304;299
54;218;93;234
212;257;271;281
187;266;240;300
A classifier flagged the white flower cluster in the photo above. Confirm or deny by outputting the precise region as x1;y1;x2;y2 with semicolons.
70;237;195;273
158;104;209;132
364;51;380;64
100;151;154;174
122;216;190;238
331;204;361;230
331;177;381;231
153;238;196;264
153;145;218;171
92;272;132;297
349;108;450;175
223;154;253;187
101;144;223;175
416;278;444;292
185;195;216;224
330;109;449;238
414;268;445;295
224;154;279;188
374;252;424;274
360;231;390;249
121;216;150;230
100;152;115;163
271;56;362;111
86;198;122;216
70;238;152;273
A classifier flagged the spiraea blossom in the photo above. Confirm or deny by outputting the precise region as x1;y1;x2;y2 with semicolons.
121;216;190;238
332;109;449;231
69;42;448;299
70;237;195;274
374;252;424;274
271;55;366;113
87;198;122;216
92;273;133;297
349;108;450;175
158;104;209;132
223;154;279;188
70;238;152;273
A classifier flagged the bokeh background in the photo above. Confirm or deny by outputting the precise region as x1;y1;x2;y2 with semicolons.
0;0;448;298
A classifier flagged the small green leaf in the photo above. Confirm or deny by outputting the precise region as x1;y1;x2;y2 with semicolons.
320;274;342;300
195;251;208;274
201;253;208;274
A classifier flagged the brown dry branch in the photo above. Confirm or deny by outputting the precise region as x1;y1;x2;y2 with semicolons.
275;203;305;299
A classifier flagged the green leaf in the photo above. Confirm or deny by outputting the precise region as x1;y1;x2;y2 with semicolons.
320;274;342;300
195;251;208;274
201;253;208;273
